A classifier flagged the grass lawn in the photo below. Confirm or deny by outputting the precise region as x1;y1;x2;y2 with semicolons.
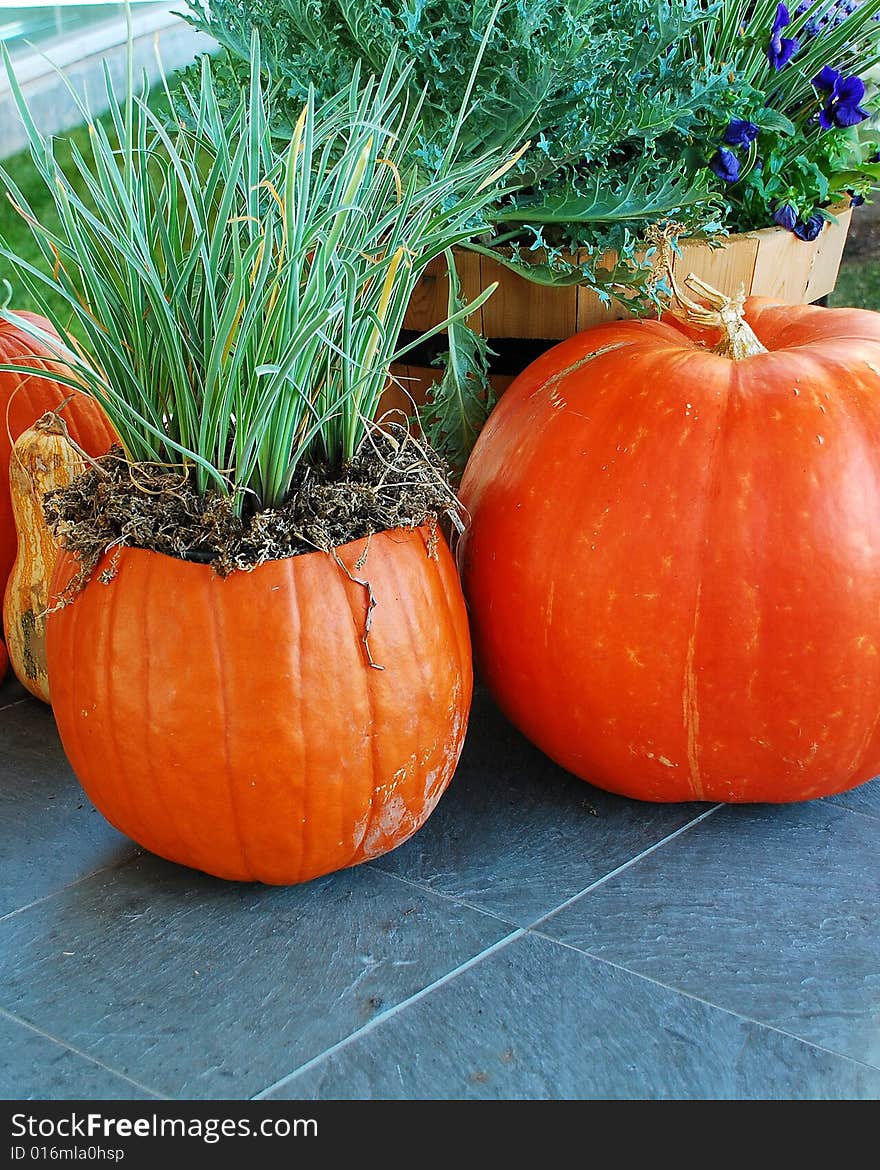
0;117;99;325
828;256;880;310
0;92;170;327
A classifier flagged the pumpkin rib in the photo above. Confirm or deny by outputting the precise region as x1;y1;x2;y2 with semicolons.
395;529;472;825
96;566;129;836
139;552;209;868
208;569;256;882
747;343;880;795
684;367;737;802
300;551;342;877
796;349;880;784
135;555;191;856
283;554;308;884
105;556;160;851
421;527;474;805
398;535;450;746
419;526;470;690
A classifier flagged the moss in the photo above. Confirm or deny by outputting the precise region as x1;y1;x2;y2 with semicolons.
44;426;459;586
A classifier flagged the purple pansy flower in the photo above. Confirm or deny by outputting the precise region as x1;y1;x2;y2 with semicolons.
848;190;866;206
813;65;842;92
816;72;871;128
708;147;742;183
773;203;798;231
768;4;798;70
794;213;825;241
723;119;760;147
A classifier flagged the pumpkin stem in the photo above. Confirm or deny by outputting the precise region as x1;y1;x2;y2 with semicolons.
645;223;768;360
36;407;110;476
682;275;768;360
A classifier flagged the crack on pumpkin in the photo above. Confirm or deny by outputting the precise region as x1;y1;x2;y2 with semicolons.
534;342;631;398
683;581;704;800
330;548;384;671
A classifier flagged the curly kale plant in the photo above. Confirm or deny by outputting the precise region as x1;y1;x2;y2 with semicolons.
183;1;733;291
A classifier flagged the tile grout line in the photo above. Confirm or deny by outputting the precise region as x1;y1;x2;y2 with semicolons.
529;933;880;1076
367;865;521;928
0;850;144;925
374;808;724;932
0;697;30;714
249;929;526;1100
525;805;723;932
0;1006;168;1098
820;797;880;825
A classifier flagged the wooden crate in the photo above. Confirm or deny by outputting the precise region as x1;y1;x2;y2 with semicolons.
397;208;853;411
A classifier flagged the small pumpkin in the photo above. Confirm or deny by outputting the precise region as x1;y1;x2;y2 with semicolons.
46;526;473;883
459;292;880;804
3;410;85;702
0;312;117;600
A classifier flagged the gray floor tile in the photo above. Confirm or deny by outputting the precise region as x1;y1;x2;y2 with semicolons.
0;852;513;1099
370;685;710;924
0;1012;158;1100
0;698;139;919
265;932;880;1100
823;774;880;820
540;801;880;1068
0;675;28;709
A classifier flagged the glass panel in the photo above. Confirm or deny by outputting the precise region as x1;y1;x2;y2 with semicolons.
1;4;169;58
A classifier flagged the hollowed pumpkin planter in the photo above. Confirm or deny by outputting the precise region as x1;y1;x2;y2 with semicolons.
459;293;880;805
45;526;472;884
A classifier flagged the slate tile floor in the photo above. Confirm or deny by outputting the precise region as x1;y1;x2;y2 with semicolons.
1;669;879;1101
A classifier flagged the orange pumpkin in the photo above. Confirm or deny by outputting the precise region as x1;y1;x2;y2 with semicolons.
459;296;880;804
0;638;7;684
45;526;472;883
0;313;117;599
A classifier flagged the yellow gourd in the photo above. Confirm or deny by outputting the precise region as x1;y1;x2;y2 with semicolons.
3;411;84;703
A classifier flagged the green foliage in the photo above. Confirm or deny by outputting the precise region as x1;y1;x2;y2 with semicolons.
416;249;495;474
695;0;880;231
179;0;880;466
180;1;739;465
182;1;732;281
0;35;515;510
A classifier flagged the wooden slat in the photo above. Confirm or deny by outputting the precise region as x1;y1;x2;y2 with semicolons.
402;250;483;333
749;224;818;303
673;234;761;301
479;252;579;340
395;364;516;407
379;365;422;421
382;363;440;416
804;207;853;302
490;373;517;398
576;288;634;332
403;211;852;348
